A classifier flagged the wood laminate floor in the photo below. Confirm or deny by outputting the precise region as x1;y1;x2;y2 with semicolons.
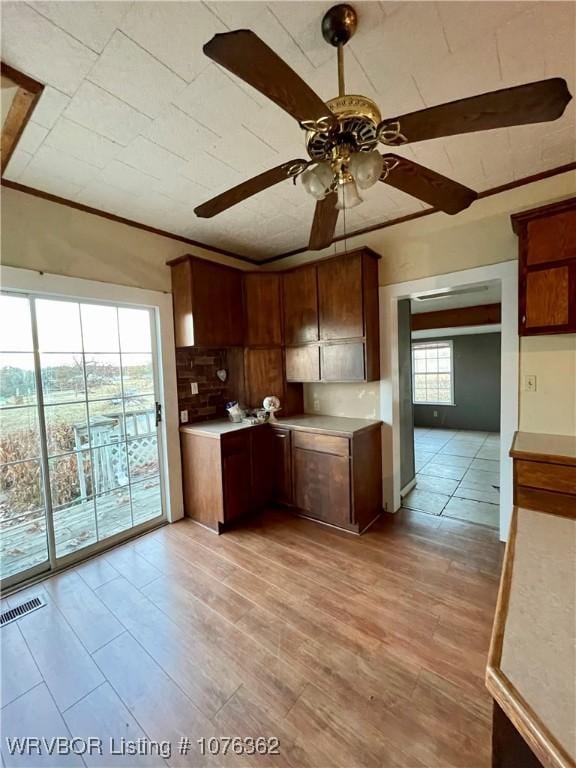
1;509;503;768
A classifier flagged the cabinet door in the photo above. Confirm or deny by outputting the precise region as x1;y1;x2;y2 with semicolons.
286;345;320;382
293;447;350;526
526;210;576;265
318;253;364;340
192;259;244;346
282;266;319;344
524;268;570;330
321;342;365;382
251;426;274;510
271;428;292;505
245;347;284;408
244;273;282;346
222;434;252;523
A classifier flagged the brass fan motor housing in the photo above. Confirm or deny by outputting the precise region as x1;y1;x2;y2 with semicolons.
305;94;382;161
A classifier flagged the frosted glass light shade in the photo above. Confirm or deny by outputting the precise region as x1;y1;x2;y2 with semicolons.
349;150;383;189
300;162;334;200
336;178;363;210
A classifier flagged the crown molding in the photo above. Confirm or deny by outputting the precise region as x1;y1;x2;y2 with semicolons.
0;180;260;266
3;162;575;269
259;162;576;264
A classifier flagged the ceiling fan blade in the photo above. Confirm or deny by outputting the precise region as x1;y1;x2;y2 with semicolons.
203;29;334;125
309;192;338;250
194;159;308;218
381;154;477;214
381;78;572;144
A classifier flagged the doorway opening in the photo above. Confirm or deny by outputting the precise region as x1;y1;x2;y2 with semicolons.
0;292;167;591
399;281;502;529
379;260;519;541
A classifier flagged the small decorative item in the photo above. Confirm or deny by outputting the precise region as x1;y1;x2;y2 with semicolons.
262;395;281;422
216;369;227;382
226;400;243;423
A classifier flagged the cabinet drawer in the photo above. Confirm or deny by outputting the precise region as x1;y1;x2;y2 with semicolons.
293;430;349;457
516;460;576;495
286;345;320;382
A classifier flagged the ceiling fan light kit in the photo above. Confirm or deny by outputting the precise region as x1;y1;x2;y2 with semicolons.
194;3;572;251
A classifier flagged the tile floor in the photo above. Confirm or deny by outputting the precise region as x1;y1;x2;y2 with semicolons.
403;427;500;529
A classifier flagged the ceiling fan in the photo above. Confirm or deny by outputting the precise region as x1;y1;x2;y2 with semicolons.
194;4;572;250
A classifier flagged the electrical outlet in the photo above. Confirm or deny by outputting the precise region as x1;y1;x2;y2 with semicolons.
524;375;537;392
190;382;199;395
313;398;321;412
433;410;438;418
180;410;188;423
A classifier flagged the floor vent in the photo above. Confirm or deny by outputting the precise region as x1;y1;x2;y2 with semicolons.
0;596;46;627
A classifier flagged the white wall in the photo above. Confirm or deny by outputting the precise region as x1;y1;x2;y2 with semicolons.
296;170;576;438
519;335;576;436
0;186;253;293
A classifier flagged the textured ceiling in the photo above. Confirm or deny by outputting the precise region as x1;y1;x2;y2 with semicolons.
2;1;575;261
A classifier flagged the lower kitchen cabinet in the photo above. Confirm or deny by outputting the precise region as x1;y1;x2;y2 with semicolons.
293;445;350;527
180;419;382;535
290;426;381;533
180;425;270;532
221;432;252;523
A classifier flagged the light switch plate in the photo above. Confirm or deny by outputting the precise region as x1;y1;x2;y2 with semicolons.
180;410;188;423
190;382;199;395
524;375;537;392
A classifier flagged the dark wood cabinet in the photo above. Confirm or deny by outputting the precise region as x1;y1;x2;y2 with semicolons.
318;253;364;340
180;425;272;531
321;341;365;382
282;248;380;382
169;249;380;388
285;345;320;382
181;419;382;534
244;347;284;408
222;432;252;523
270;427;292;505
250;424;274;511
243;273;282;347
169;255;244;347
293;447;350;528
282;265;319;344
290;424;382;533
512;199;576;335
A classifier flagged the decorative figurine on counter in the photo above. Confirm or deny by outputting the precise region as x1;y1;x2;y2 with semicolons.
262;395;281;422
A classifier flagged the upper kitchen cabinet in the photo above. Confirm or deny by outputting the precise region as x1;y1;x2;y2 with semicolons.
169;255;244;347
282;264;319;344
284;248;380;383
512;199;576;336
318;252;364;340
243;273;283;347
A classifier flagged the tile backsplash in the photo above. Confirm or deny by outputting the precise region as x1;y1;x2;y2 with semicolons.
176;347;237;423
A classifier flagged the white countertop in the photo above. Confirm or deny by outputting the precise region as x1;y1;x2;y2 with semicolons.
487;506;576;767
180;419;266;437
180;414;381;439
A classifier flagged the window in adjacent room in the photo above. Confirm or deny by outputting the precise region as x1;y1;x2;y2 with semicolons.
412;340;454;405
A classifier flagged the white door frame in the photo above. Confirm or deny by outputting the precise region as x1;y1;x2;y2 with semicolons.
379;260;518;541
1;265;184;528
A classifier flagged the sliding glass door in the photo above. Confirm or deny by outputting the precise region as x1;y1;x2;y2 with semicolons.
0;293;166;589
